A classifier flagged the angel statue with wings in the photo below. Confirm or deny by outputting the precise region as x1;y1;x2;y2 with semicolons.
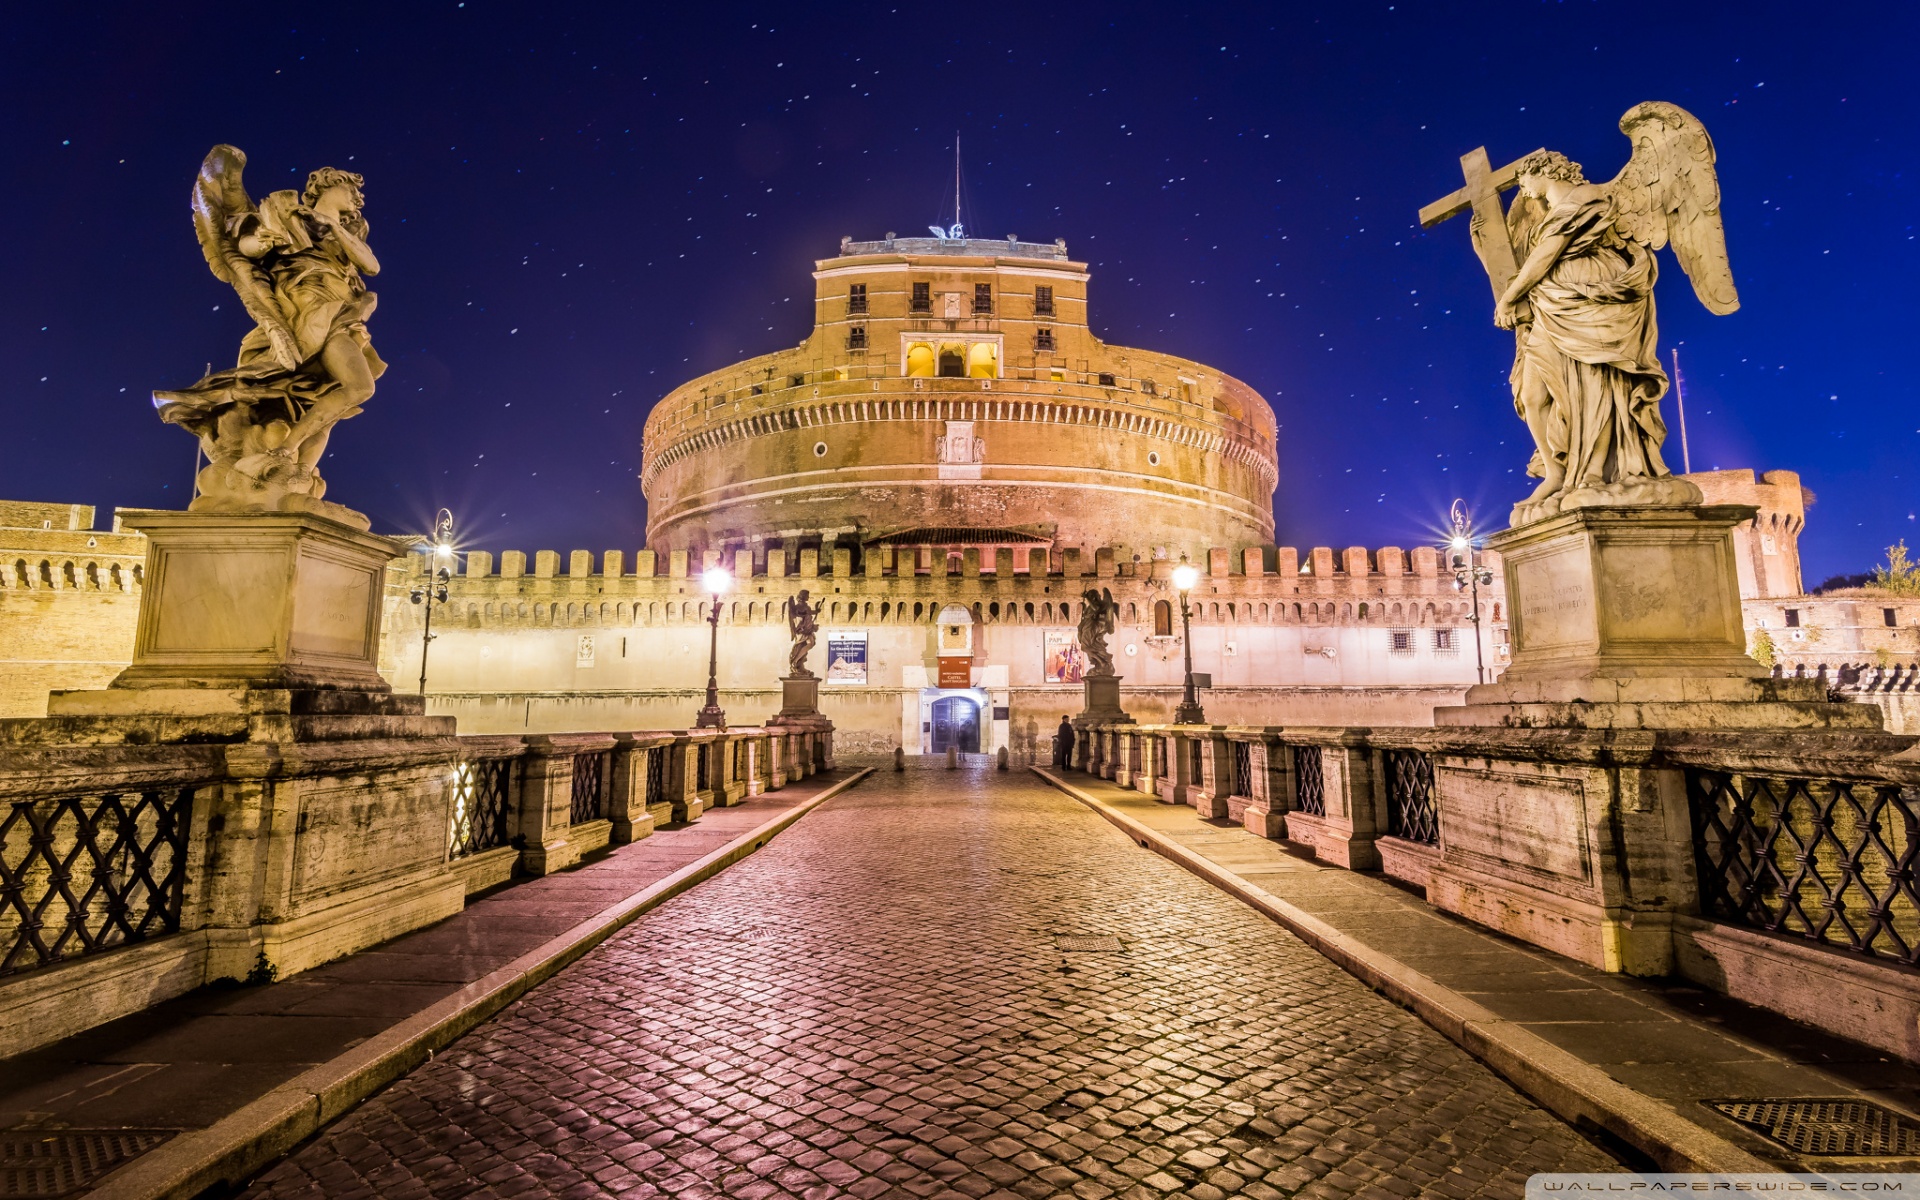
1076;587;1120;677
152;145;386;527
1422;102;1739;526
786;589;825;678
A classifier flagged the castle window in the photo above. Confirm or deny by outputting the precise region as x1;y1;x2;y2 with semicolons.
911;282;931;313
905;343;935;377
789;373;805;388
1433;628;1456;652
938;346;966;377
967;342;998;378
1035;327;1055;351
1886;608;1899;628
847;283;867;314
1784;608;1801;627
1153;599;1173;637
846;324;867;350
1141;378;1158;396
1390;629;1414;656
1034;285;1054;315
973;283;992;315
1097;373;1115;387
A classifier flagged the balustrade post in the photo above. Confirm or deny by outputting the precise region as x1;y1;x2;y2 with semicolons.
668;734;707;822
1155;731;1191;805
513;736;582;875
1186;729;1230;818
1312;737;1386;870
1132;727;1159;795
607;735;658;844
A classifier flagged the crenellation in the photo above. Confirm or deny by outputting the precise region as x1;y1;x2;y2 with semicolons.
1344;547;1370;577
466;550;493;578
1309;547;1336;577
501;550;526;578
669;549;689;578
534;550;559;578
1095;547;1117;578
1378;547;1405;576
1410;546;1438;577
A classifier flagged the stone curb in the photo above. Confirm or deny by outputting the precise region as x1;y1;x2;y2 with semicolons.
1034;767;1771;1175
86;768;876;1200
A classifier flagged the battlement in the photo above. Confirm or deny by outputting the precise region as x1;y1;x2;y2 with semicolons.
836;235;1071;260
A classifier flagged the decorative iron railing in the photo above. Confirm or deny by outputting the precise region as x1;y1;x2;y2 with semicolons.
1384;749;1439;846
1292;745;1326;817
1189;739;1205;788
569;750;609;825
1;786;196;977
696;742;710;791
1230;742;1254;799
1688;767;1919;967
644;746;670;809
448;758;514;859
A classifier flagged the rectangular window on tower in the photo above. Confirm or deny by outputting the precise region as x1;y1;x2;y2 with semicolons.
974;283;993;315
847;283;867;314
1034;285;1054;315
846;324;867;350
1886;608;1899;628
910;282;931;313
1035;327;1056;351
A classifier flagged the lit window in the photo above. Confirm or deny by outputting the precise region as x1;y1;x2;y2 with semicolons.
1034;285;1054;315
848;283;867;314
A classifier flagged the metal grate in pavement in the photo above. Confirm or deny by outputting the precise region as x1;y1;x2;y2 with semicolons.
0;1129;176;1198
1054;935;1123;952
1709;1099;1920;1157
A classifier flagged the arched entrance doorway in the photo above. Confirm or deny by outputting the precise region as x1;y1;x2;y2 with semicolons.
930;696;980;754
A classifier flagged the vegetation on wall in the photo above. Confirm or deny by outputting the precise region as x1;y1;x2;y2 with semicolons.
1871;541;1920;596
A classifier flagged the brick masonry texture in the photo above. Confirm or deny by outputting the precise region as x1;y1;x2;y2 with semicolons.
240;764;1617;1199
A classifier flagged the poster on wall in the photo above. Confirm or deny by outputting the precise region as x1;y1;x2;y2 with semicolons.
1043;631;1085;684
825;631;867;685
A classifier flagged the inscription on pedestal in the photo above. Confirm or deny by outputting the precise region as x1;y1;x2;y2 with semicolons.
1513;543;1594;651
291;555;375;659
1438;766;1590;884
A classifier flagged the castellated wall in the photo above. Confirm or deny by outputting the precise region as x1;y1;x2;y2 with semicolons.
0;505;146;717
379;539;1509;756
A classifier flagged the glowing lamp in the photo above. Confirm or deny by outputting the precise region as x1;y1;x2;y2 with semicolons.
1171;564;1200;593
702;566;731;595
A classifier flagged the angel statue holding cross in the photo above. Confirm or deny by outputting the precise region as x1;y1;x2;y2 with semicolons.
152;145;386;528
1420;102;1739;526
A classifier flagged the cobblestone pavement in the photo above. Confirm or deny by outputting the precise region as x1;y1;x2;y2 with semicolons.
242;765;1617;1199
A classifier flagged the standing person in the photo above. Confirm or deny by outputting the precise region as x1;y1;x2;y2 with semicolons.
1054;717;1076;768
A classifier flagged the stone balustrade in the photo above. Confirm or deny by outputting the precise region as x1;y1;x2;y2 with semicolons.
1068;718;1920;1062
0;721;834;1059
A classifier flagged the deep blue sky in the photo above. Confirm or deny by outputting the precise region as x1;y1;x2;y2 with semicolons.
3;2;1913;583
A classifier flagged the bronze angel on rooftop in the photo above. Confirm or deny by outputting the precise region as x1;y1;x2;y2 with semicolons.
153;144;385;526
1428;102;1738;525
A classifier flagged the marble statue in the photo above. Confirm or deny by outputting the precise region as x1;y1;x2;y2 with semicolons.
1076;587;1119;676
153;145;385;527
1421;103;1738;525
786;589;824;677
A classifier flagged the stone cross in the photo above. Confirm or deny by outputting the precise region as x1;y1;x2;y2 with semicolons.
1418;146;1542;299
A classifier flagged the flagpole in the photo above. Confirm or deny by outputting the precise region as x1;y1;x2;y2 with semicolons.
1671;347;1692;475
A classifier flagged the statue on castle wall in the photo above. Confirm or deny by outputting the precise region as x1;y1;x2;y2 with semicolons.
152;145;386;528
786;589;824;678
1076;587;1119;677
1421;103;1739;526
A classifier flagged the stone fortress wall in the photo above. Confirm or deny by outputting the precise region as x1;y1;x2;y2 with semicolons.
0;501;146;717
378;536;1505;757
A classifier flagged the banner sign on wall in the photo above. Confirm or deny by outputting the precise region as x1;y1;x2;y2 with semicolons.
937;656;972;688
825;631;868;684
1043;631;1085;684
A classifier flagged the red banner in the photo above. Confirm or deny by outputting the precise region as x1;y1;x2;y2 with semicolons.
937;657;972;688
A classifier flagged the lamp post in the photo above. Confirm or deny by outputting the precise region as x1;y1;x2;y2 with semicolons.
695;565;731;729
409;508;454;695
1448;499;1495;685
1170;560;1206;724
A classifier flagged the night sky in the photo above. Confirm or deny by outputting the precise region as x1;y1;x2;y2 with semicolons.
4;3;1913;584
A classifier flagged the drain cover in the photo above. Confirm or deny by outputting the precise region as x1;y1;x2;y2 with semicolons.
0;1129;175;1198
1710;1099;1920;1157
1055;935;1123;952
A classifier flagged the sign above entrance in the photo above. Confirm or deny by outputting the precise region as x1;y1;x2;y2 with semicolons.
937;656;972;688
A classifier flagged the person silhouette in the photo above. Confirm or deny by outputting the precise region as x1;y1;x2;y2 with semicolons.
1054;716;1076;768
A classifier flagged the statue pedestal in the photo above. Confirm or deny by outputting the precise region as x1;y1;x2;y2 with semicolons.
1438;503;1875;730
50;509;406;724
1427;502;1877;976
1075;672;1132;726
769;674;821;724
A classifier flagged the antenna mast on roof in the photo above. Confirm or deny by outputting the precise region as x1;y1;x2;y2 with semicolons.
929;134;965;240
1672;347;1692;475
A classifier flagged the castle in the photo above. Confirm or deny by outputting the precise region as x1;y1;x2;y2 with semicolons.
4;239;1913;744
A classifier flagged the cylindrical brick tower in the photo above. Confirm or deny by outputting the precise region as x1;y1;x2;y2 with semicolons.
641;235;1277;556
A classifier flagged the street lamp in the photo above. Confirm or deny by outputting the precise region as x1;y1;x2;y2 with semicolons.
1170;559;1206;724
1448;499;1495;684
695;565;731;729
409;508;455;695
